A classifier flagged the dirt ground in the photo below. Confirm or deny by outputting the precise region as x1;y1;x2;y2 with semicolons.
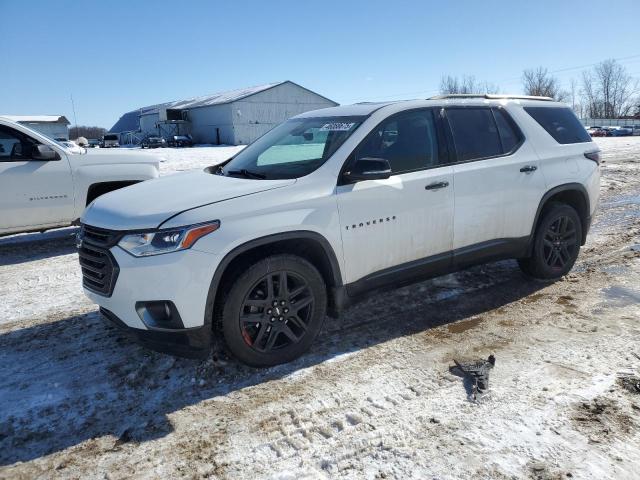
0;137;639;479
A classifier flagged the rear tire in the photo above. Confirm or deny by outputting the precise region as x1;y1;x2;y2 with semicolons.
216;254;327;367
518;203;582;280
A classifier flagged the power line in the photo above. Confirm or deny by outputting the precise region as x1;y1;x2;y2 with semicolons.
340;53;640;103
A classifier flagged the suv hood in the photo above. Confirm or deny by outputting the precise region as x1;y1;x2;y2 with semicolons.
81;171;295;230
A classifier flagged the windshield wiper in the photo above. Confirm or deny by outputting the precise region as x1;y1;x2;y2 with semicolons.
226;168;266;179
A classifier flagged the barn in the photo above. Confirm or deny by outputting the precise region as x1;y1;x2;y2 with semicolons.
2;115;70;140
110;81;337;146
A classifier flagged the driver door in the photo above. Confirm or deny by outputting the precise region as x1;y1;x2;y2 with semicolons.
336;108;454;291
0;125;74;231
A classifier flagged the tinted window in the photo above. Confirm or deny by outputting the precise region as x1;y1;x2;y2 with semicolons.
446;108;502;161
0;126;38;161
493;108;522;153
524;107;591;144
354;109;439;173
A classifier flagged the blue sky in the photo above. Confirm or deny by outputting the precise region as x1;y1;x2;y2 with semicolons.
1;0;638;128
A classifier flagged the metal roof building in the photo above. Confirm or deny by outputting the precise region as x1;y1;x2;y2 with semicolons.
110;81;338;146
2;115;70;140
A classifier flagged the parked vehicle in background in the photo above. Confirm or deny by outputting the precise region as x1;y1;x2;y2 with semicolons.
167;134;193;147
79;94;600;367
588;127;607;137
630;125;640;136
102;133;120;148
87;138;101;148
609;126;633;137
0;117;160;236
58;140;85;154
141;136;167;149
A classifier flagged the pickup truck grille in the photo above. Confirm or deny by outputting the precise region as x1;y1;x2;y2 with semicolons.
78;224;122;297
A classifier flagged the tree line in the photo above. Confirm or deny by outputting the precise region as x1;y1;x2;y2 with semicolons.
69;126;107;140
440;59;639;119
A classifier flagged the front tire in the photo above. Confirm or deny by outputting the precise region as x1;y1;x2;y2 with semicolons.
217;255;327;367
518;203;582;279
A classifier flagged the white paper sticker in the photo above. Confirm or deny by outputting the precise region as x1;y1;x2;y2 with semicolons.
319;122;355;132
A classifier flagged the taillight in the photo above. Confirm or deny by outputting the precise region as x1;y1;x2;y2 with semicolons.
584;151;601;164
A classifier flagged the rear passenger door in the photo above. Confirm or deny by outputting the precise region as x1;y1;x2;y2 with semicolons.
444;106;546;254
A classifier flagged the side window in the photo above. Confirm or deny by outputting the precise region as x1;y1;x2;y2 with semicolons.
492;108;523;153
354;109;439;174
446;108;502;161
0;126;38;161
524;106;591;144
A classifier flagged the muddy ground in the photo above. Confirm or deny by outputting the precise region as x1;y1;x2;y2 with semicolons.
0;137;639;479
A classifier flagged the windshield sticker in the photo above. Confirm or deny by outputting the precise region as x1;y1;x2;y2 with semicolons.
320;122;355;132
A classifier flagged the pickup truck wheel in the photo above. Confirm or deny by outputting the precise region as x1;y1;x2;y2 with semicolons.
218;254;327;367
518;203;582;280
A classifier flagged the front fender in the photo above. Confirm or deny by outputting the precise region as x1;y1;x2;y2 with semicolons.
73;162;159;217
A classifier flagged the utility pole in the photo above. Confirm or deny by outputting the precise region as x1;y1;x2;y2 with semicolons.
70;94;78;139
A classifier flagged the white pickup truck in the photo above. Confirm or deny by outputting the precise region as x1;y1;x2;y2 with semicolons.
0;117;159;236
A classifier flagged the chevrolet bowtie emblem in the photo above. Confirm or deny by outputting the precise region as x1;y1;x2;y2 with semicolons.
76;229;85;249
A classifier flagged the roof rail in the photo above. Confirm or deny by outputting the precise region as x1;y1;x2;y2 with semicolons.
428;94;554;101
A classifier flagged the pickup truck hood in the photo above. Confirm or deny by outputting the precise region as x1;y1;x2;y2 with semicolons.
76;148;159;166
81;170;295;230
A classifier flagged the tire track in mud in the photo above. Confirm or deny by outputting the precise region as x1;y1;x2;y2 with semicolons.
210;184;640;477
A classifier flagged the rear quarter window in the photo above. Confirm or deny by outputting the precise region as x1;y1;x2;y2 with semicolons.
524;106;591;144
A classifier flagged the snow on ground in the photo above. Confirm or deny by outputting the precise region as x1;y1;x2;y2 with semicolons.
0;138;639;479
149;144;245;176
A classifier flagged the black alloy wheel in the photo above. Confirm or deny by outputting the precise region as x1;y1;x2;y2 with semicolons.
239;270;314;353
518;202;582;280
542;215;578;272
217;254;327;367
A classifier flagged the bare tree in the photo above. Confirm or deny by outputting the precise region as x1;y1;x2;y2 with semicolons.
581;59;638;118
569;78;577;110
439;75;499;95
522;67;568;101
568;77;585;118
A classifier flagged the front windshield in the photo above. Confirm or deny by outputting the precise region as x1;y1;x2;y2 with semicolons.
223;116;365;179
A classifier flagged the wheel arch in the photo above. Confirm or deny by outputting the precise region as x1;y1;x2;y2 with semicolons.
204;231;345;330
85;180;141;206
528;183;591;254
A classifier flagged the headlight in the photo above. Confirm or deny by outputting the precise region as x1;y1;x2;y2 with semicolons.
118;221;220;257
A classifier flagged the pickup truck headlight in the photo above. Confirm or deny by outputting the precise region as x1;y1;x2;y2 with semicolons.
118;221;220;257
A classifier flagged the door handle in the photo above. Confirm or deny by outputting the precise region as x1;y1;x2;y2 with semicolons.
520;165;537;173
425;181;449;190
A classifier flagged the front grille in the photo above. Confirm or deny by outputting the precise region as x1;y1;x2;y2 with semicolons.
78;224;122;297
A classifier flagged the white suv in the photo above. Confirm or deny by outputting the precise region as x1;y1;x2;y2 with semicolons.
79;95;600;366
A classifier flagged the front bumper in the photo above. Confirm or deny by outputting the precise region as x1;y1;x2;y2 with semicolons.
100;307;211;359
83;244;223;357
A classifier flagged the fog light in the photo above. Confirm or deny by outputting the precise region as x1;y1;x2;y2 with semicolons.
135;301;184;330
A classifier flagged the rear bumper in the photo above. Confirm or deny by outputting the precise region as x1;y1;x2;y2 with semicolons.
100;307;211;359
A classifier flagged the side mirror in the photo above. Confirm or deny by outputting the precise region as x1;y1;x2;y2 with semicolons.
344;157;392;182
32;144;59;161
